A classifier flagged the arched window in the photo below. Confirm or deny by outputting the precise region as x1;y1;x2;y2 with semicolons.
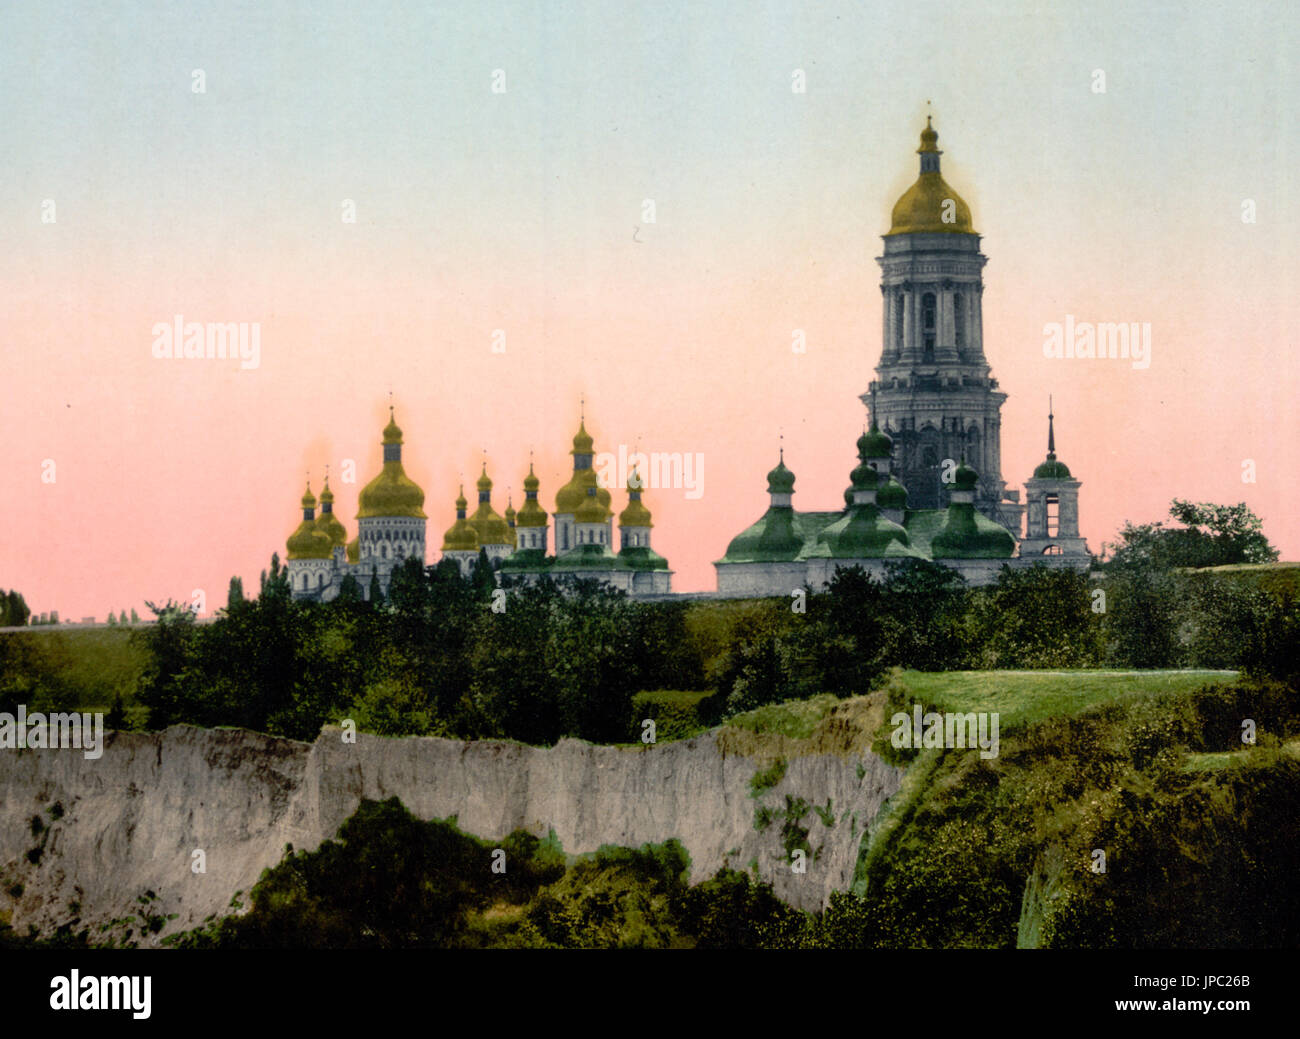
1046;493;1060;537
1043;544;1063;556
953;293;965;350
922;446;939;468
894;294;905;352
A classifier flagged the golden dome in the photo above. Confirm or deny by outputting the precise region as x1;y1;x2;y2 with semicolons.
572;420;594;455
357;411;426;519
287;519;332;560
476;464;492;494
619;468;653;527
442;487;480;552
575;493;610;525
345;536;360;564
470;502;512;546
885;118;975;236
517;464;549;528
300;482;317;509
382;408;403;445
358;465;426;518
556;465;611;514
315;479;347;547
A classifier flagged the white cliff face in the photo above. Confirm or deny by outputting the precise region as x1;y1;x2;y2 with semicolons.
0;724;902;941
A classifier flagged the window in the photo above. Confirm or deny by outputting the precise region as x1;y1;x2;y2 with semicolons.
922;293;936;357
1043;544;1063;556
953;293;965;349
894;295;904;352
1046;494;1060;537
922;446;939;467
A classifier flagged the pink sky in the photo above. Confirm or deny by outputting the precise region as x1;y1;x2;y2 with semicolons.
1;2;1296;619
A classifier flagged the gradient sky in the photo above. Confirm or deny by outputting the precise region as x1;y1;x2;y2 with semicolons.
1;0;1297;619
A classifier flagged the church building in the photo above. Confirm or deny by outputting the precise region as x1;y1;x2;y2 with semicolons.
714;119;1091;594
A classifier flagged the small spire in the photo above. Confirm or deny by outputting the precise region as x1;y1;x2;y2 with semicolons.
1047;396;1056;459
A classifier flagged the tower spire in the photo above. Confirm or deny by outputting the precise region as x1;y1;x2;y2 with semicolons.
1047;396;1056;459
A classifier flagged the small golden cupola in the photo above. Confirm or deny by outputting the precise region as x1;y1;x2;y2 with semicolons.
516;462;548;529
555;413;612;514
357;408;427;519
886;117;975;236
441;486;479;552
618;466;653;529
314;475;348;550
287;481;334;560
470;463;513;546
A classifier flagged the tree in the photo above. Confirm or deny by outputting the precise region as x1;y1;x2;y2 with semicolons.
227;577;245;610
106;611;117;626
130;607;140;623
1106;500;1278;570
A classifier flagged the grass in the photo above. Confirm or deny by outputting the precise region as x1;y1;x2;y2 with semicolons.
725;694;842;740
889;668;1237;730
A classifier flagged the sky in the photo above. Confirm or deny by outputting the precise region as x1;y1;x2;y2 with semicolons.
1;0;1297;619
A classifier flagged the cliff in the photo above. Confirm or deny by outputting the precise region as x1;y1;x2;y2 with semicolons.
0;716;902;941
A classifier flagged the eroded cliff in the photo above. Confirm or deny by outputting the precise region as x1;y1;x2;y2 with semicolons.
0;715;902;941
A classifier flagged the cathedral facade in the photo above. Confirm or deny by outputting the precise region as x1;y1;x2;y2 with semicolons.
442;417;673;595
284;410;427;601
714;120;1091;595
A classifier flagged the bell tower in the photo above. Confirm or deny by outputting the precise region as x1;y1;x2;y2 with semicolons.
863;118;1020;531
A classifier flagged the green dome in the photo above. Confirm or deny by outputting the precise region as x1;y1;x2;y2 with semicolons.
766;453;796;494
953;461;980;492
1033;457;1072;479
876;475;908;509
858;424;893;460
723;507;802;562
851;463;879;491
816;505;920;560
931;504;1016;559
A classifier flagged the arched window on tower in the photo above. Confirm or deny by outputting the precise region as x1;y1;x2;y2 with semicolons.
921;293;936;359
953;293;965;351
1043;544;1063;556
894;294;904;353
1046;493;1060;538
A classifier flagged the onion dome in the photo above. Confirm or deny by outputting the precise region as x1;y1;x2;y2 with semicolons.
357;409;427;519
816;503;918;560
314;478;347;548
345;537;360;564
858;422;893;460
287;482;333;560
886;118;975;236
516;463;549;528
557;465;610;514
575;497;609;525
571;420;594;455
442;486;479;552
1033;402;1072;479
876;474;909;509
619;467;653;528
931;502;1016;559
469;464;512;545
766;451;796;495
851;462;880;492
505;500;516;528
953;459;980;492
